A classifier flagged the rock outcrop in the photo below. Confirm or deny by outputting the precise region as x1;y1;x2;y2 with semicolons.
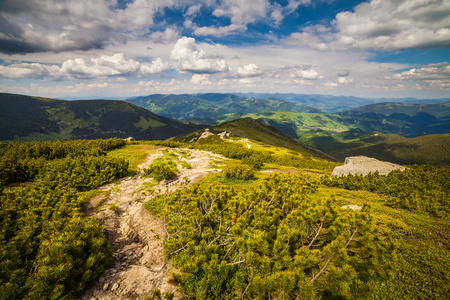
332;156;406;176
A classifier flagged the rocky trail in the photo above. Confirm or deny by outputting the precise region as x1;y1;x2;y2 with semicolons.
81;148;226;300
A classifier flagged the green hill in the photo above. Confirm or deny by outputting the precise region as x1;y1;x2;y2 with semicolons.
0;93;206;142
126;93;321;125
172;117;336;162
339;102;450;137
238;92;450;112
332;133;450;165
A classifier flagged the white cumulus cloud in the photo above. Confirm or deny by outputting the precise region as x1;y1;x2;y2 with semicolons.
60;53;140;78
140;58;171;75
386;62;450;90
332;0;450;51
0;53;170;80
228;64;264;78
390;63;450;80
170;37;229;73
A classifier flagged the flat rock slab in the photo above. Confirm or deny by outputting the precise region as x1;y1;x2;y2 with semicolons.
332;156;406;176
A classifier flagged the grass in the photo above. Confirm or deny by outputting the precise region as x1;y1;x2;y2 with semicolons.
107;144;162;174
310;186;450;299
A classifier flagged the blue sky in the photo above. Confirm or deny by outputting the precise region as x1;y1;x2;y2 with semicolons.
0;0;449;99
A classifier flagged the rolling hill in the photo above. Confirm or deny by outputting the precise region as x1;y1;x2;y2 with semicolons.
172;117;336;162
125;93;450;139
125;93;450;165
238;92;450;113
125;93;321;125
339;102;450;137
0;93;207;142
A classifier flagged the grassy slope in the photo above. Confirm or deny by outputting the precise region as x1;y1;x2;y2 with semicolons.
172;117;336;162
0;93;206;142
332;133;450;165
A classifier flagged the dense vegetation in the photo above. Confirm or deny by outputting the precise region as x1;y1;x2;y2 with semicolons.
141;139;449;299
331;133;450;165
322;165;450;217
1;125;449;299
0;93;206;142
147;173;395;299
0;138;128;299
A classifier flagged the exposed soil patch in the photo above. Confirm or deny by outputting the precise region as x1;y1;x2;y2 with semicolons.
81;148;226;300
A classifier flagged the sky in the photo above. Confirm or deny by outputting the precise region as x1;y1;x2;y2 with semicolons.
0;0;449;99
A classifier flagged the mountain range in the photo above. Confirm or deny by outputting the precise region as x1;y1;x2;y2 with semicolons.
0;93;206;142
2;92;449;165
237;92;450;113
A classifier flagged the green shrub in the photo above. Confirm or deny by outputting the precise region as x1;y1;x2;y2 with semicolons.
241;154;264;169
0;139;125;299
146;173;395;299
221;163;255;180
144;164;177;182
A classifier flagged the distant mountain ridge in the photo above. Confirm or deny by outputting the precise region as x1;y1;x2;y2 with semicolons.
124;93;450;165
338;102;450;137
0;93;206;142
125;93;321;125
237;93;450;113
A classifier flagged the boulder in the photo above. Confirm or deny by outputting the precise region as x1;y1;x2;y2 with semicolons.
332;156;406;176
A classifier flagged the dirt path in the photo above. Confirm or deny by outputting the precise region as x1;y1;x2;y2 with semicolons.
81;148;225;300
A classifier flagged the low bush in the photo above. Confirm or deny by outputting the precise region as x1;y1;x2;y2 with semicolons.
144;164;177;182
221;163;255;180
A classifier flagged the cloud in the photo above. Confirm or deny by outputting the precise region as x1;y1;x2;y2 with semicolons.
190;74;212;85
0;0;175;54
192;24;245;37
268;65;322;80
60;53;140;78
0;62;58;79
337;70;350;77
187;0;312;37
148;28;180;43
213;0;269;26
282;25;330;51
0;53;169;79
229;64;264;78
338;77;353;84
390;63;450;80
170;37;229;73
386;62;450;90
185;4;202;16
332;0;450;51
140;58;171;75
283;0;450;52
0;0;118;53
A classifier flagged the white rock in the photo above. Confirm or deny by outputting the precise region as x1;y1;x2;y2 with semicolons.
332;156;406;176
341;205;362;210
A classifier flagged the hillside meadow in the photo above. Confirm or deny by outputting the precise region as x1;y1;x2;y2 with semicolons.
0;137;449;299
